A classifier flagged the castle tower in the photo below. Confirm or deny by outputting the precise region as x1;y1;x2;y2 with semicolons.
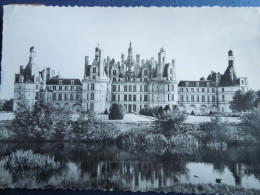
13;46;46;110
81;46;111;113
157;48;166;79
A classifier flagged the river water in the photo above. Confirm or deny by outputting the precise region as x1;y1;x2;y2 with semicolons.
0;143;259;191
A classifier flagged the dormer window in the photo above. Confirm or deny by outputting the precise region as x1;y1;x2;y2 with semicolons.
71;80;74;85
196;82;199;87
59;80;62;85
207;82;210;87
185;82;189;87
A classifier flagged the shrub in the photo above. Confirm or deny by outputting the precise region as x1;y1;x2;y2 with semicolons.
154;109;187;139
2;99;13;111
109;104;125;120
12;100;72;141
0;149;60;170
104;109;109;114
164;105;171;111
139;106;153;116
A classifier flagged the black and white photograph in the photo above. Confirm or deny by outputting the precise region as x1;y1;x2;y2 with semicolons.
0;5;260;194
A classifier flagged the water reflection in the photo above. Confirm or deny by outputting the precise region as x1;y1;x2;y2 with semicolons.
0;143;259;191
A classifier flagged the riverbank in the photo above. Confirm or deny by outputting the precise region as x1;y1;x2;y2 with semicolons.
0;112;240;123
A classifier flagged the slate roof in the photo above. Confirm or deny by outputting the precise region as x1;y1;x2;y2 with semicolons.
46;78;82;85
219;62;239;86
178;80;217;87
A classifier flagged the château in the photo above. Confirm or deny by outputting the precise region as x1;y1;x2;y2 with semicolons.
13;43;248;114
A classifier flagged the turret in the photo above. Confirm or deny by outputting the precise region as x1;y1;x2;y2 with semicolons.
29;46;36;64
228;50;234;67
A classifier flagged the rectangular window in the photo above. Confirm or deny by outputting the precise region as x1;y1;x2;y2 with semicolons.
207;88;209;92
222;95;225;102
212;88;215;93
140;86;142;92
144;95;148;101
77;86;80;91
76;94;80;100
171;85;174;91
91;93;94;100
133;105;136;112
53;94;56;100
133;95;136;101
191;95;194;102
70;94;73;100
212;95;216;102
202;95;205;102
144;86;148;92
124;95;127;101
140;95;142;101
168;85;170;91
197;88;199;92
181;88;183;92
112;95;116;101
112;85;116;92
53;86;56;90
124;85;127;92
129;85;132;92
59;86;62;90
202;88;205;92
118;85;120;92
118;95;120;101
144;78;148;82
129;95;132;101
186;88;188;92
208;95;210;102
133;85;136;92
144;70;148;76
64;94;68;100
197;95;199;102
93;67;96;73
36;85;38;89
191;88;194;92
180;95;184;102
113;70;117;75
65;86;68;90
186;95;189;102
87;93;89;100
171;94;174;101
168;94;170;101
91;83;95;90
140;105;142;110
71;86;74;90
222;88;224;92
113;77;116;82
58;93;62;100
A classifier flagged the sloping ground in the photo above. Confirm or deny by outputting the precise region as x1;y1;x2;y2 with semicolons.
185;115;240;124
0;112;14;121
97;113;156;122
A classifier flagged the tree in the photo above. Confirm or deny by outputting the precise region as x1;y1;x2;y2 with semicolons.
109;104;125;120
2;99;13;111
12;100;72;141
154;108;187;139
230;90;258;112
164;105;171;111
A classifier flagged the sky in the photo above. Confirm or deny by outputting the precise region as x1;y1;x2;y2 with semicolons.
1;5;260;99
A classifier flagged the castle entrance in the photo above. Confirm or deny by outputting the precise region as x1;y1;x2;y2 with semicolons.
128;105;132;113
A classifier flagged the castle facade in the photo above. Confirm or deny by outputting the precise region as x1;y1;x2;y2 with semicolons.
13;43;248;114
